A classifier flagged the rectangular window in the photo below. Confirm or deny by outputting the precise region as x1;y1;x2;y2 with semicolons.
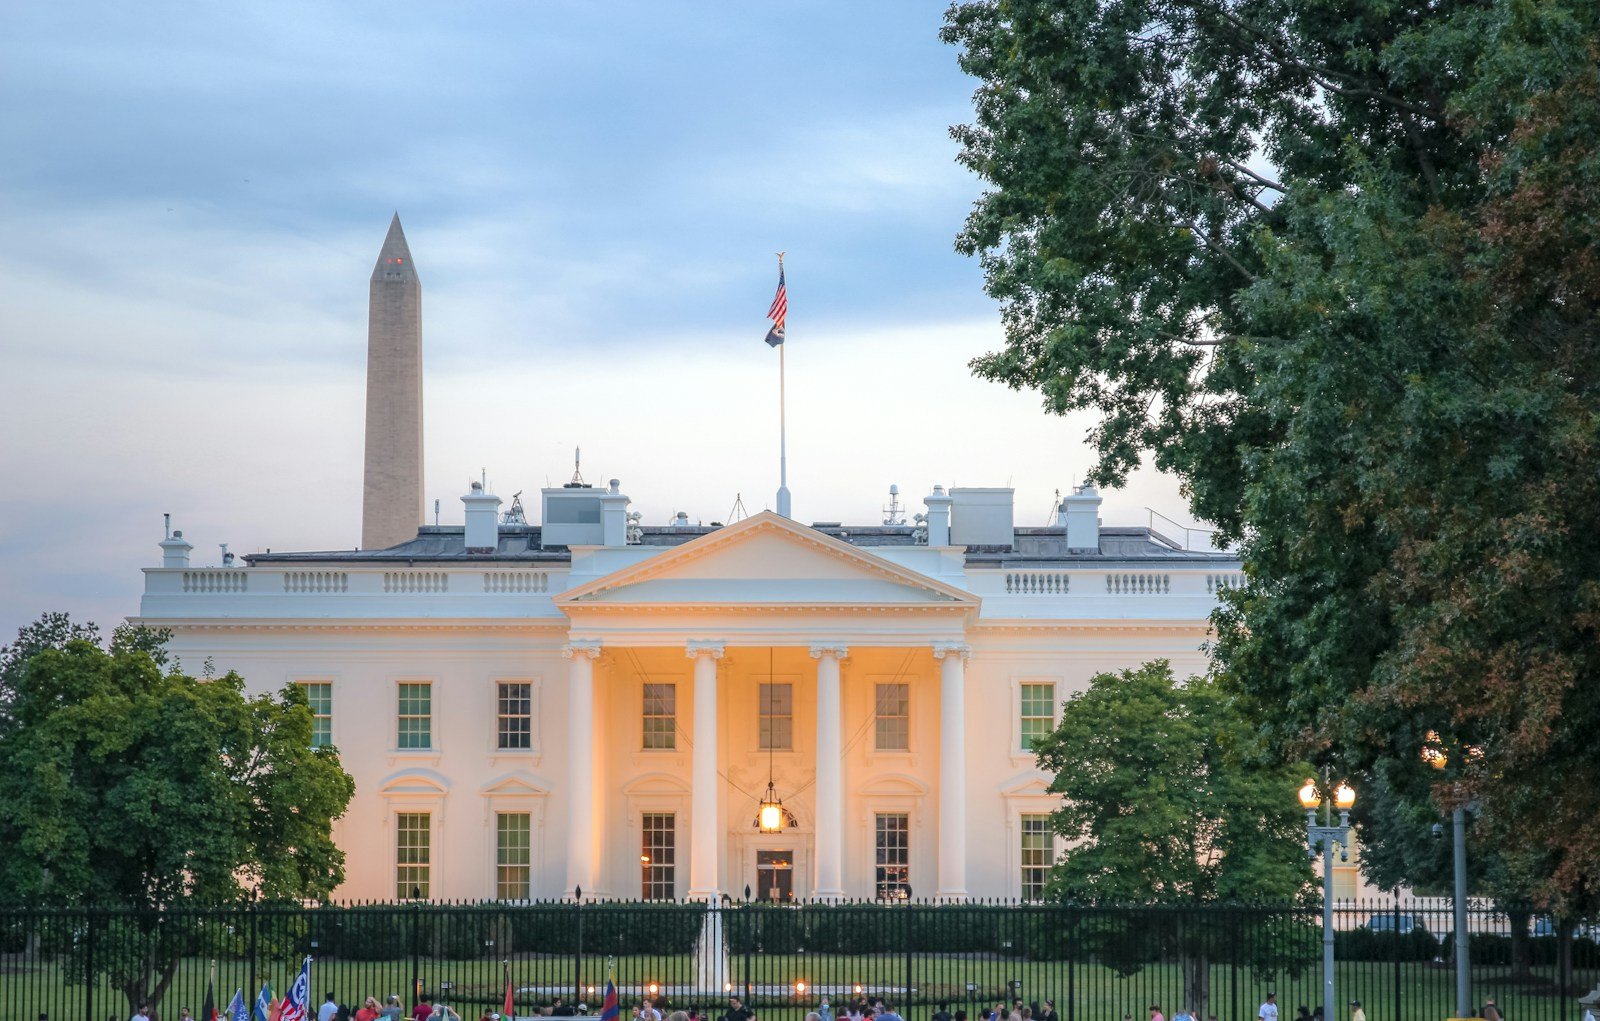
875;812;910;899
497;682;532;750
1020;813;1054;901
397;682;432;749
758;682;793;751
298;681;332;749
1019;682;1056;751
641;812;676;900
642;683;676;750
396;812;430;900
874;683;909;751
496;812;531;900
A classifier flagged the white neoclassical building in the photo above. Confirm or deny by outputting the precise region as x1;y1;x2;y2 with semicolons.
132;479;1287;904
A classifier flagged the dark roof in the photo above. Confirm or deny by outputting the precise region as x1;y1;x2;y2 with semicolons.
243;523;1236;566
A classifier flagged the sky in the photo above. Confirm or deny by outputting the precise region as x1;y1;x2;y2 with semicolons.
0;1;1195;640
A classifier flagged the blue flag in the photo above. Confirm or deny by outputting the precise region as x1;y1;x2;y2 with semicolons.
253;983;275;1021
227;989;250;1021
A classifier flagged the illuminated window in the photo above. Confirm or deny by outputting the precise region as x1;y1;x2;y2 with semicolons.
643;683;676;750
875;813;910;899
1020;814;1055;901
397;682;432;749
396;812;430;899
641;813;676;900
497;682;532;750
875;683;909;751
1020;682;1056;751
496;812;531;900
758;682;793;751
298;681;332;748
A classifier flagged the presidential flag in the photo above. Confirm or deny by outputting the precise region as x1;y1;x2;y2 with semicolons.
253;984;276;1021
226;989;250;1021
280;957;312;1021
764;263;787;347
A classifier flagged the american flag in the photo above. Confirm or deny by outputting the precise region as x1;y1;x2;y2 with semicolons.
764;263;786;347
279;957;312;1021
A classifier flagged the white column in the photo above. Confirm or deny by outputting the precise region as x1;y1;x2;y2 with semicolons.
562;640;602;898
809;643;849;900
933;643;971;899
686;639;725;899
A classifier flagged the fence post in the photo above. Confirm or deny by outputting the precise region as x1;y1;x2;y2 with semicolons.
573;897;584;1003
1067;905;1077;1021
904;901;914;1008
411;900;422;1004
84;906;96;1021
1391;897;1401;1021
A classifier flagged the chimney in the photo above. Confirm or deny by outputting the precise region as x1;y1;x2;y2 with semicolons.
1063;483;1103;552
600;479;629;547
160;529;193;568
462;480;502;553
924;485;952;546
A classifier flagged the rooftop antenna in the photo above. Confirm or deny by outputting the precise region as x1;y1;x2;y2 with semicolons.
481;467;488;490
729;493;749;522
566;446;587;488
883;484;905;526
163;513;171;540
502;491;527;525
433;499;441;526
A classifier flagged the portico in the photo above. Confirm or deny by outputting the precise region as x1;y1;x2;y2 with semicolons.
554;512;979;902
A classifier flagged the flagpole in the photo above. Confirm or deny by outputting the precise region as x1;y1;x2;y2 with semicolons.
775;252;791;519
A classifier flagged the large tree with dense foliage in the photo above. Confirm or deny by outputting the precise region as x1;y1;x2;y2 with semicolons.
0;613;355;1009
1033;662;1315;1014
943;0;1600;904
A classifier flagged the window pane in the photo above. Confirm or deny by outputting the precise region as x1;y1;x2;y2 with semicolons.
397;682;432;749
496;812;531;900
497;682;532;750
396;812;430;900
875;812;910;899
299;681;332;749
642;683;676;749
1019;682;1056;751
875;683;909;751
1020;813;1054;901
641;812;676;900
758;682;793;751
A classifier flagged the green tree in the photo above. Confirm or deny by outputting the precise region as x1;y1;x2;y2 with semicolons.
943;0;1600;902
1033;662;1314;1014
0;614;355;1010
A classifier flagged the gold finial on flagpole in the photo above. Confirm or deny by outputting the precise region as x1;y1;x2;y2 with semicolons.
776;251;785;266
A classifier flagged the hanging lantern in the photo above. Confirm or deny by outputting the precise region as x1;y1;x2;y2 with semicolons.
757;779;786;832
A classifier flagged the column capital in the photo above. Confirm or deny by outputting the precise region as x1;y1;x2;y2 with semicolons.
932;642;971;662
685;639;725;660
562;639;602;660
808;643;850;661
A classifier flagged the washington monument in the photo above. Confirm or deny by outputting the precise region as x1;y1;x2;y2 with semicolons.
362;213;425;549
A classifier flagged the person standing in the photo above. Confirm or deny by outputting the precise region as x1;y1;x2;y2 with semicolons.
1038;1002;1058;1021
818;998;834;1021
320;994;341;1021
721;998;754;1021
878;1003;904;1021
932;1004;953;1021
1259;994;1279;1021
1150;1005;1165;1021
132;1006;153;1021
1350;1002;1366;1021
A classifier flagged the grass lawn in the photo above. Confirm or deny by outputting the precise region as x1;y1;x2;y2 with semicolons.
6;954;1592;1021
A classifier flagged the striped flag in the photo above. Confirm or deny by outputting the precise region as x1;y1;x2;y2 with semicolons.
503;961;516;1020
280;957;312;1021
203;970;218;1021
764;263;787;347
253;984;275;1021
599;974;620;1021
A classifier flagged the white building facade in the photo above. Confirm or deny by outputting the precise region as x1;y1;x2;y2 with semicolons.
136;483;1253;903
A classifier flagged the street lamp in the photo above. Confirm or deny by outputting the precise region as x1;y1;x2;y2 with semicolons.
1301;773;1355;1021
1424;732;1471;1019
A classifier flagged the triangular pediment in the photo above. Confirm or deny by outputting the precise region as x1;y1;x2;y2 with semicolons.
556;512;977;610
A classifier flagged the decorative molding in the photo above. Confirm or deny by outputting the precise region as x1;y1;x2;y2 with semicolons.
931;642;971;662
562;639;602;660
685;639;726;660
808;643;850;660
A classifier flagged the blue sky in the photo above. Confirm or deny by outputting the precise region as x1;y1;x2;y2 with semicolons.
0;2;1190;639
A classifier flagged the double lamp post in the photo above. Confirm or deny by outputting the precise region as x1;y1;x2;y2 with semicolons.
1300;776;1356;1021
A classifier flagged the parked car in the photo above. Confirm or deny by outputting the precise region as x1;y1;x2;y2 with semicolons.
1366;914;1426;934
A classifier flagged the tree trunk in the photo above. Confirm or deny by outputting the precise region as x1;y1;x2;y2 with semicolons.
1507;907;1533;981
1557;919;1574;994
1182;951;1212;1019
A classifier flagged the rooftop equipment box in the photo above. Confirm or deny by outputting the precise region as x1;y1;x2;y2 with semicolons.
541;487;604;548
949;487;1014;549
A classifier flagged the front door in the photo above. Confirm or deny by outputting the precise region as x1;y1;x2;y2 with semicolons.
756;849;794;902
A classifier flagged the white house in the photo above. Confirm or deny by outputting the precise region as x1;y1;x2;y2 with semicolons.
132;480;1290;903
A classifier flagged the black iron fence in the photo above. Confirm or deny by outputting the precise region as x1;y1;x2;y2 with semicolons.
2;899;1594;1021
